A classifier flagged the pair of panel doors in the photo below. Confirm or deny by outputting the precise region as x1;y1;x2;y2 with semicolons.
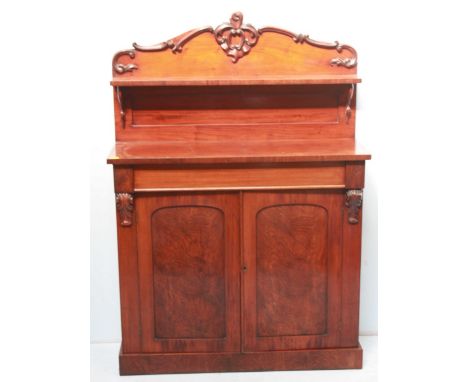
135;189;344;353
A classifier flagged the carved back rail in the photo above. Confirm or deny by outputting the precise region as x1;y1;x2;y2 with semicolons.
112;12;357;80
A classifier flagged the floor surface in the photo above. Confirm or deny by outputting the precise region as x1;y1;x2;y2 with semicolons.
91;336;377;381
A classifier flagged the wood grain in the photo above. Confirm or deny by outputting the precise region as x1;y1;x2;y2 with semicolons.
345;161;365;188
242;191;343;352
127;85;342;128
341;193;364;347
119;344;363;374
135;193;241;353
112;32;357;81
112;75;361;86
113;167;134;193
152;206;226;339
255;204;328;337
133;164;345;191
115;205;141;352
115;84;356;141
109;12;370;375
108;140;371;165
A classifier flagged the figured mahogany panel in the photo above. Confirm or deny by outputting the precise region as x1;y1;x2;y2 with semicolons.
243;191;343;351
152;206;225;339
136;193;241;353
256;205;328;337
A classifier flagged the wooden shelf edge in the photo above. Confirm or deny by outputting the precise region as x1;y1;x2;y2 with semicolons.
107;139;371;165
110;76;362;87
107;155;371;165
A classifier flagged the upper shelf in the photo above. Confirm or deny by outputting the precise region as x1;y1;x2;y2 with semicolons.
111;74;361;87
112;12;359;85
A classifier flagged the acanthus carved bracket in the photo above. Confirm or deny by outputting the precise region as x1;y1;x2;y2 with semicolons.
116;193;134;227
115;86;125;126
112;12;357;72
345;84;355;123
345;189;363;224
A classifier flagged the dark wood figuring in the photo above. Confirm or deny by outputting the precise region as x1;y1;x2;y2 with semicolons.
108;11;370;375
136;193;241;353
243;191;343;351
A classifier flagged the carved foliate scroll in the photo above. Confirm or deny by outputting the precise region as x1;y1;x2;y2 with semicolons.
112;50;138;74
116;193;134;227
345;190;363;224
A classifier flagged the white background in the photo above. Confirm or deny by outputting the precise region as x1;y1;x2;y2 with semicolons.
1;0;468;381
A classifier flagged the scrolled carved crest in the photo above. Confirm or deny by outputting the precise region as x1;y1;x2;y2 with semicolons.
214;12;259;63
112;12;357;72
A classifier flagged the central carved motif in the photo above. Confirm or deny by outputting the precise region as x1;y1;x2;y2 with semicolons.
214;12;259;63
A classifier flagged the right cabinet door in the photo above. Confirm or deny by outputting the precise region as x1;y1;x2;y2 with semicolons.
243;190;343;351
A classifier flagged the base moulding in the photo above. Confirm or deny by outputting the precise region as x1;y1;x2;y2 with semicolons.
119;343;363;375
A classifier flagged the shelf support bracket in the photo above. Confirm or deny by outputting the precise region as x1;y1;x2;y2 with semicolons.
345;84;355;123
345;189;363;224
116;193;134;227
116;86;126;127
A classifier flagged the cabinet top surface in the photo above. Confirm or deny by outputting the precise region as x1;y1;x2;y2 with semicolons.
107;139;370;165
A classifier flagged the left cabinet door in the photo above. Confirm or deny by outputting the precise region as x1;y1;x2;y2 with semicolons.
136;192;241;353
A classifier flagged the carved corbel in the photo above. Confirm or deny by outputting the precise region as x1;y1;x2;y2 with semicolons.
116;86;126;126
345;189;363;224
345;84;355;123
116;193;134;227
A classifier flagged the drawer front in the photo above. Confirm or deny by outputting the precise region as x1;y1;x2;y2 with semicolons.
134;164;345;192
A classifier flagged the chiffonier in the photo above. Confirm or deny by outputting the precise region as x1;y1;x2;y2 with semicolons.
108;12;371;375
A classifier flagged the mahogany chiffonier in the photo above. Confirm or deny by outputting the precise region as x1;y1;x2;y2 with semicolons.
108;12;371;375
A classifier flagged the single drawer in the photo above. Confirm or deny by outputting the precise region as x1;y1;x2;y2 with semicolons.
133;163;345;192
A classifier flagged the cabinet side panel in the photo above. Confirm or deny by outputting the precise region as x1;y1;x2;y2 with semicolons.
151;206;226;339
116;209;141;352
340;199;363;346
256;205;328;336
